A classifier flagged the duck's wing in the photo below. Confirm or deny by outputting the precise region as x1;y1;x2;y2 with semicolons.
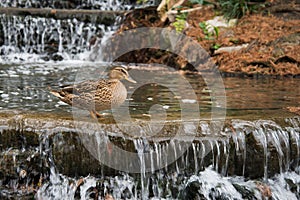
57;84;75;93
50;79;114;99
72;79;112;94
57;80;100;95
49;80;97;98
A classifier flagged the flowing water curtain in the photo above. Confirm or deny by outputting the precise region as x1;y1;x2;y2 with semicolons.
0;0;157;62
0;14;105;61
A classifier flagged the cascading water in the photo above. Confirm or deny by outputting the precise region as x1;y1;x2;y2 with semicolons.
0;14;111;62
0;0;154;63
1;115;299;199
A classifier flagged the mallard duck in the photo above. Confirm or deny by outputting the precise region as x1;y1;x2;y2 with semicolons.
50;66;136;119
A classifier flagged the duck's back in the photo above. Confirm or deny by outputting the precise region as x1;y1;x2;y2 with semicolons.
52;78;128;112
73;79;127;111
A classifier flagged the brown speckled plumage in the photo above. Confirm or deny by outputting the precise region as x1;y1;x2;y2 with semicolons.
50;67;136;119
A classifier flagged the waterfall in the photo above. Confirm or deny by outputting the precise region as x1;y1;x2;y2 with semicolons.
0;115;299;199
0;14;109;62
0;0;156;63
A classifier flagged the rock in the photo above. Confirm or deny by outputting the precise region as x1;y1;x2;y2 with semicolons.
205;16;237;34
214;44;249;54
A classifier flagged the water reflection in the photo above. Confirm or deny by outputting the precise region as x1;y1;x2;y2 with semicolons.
224;77;300;117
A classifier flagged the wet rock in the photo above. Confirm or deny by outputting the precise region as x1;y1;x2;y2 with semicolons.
285;178;300;199
50;53;64;61
232;183;258;200
179;180;204;200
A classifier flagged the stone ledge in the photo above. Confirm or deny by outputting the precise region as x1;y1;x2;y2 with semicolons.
0;7;126;24
0;111;299;179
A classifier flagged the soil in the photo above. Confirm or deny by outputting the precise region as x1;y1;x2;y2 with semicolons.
114;0;300;76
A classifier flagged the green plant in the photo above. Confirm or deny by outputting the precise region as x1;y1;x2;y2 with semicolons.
218;0;262;19
213;26;219;39
212;43;221;50
175;12;188;21
199;22;221;50
173;20;186;32
172;13;188;33
199;22;219;40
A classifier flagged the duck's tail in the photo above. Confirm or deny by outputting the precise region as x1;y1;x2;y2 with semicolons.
48;87;64;99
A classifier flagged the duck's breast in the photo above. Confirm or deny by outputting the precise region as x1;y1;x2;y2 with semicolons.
111;82;127;108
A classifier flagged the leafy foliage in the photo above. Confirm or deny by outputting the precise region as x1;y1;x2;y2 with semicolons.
172;13;188;32
199;22;219;40
199;22;221;50
218;0;263;19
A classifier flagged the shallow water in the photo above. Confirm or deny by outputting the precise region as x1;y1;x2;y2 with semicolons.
0;62;299;121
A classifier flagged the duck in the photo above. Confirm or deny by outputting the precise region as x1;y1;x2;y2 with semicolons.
50;66;136;119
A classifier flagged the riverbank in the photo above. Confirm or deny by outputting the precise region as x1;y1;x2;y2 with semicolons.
114;0;300;76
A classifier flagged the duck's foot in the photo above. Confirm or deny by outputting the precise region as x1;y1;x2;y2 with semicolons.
89;110;104;119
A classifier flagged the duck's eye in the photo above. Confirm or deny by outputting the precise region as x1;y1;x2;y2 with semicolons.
120;68;127;75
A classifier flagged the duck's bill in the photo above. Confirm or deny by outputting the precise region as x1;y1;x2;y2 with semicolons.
126;76;137;83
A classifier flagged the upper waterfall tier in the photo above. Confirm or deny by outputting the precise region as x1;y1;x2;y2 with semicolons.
0;14;112;62
0;0;149;10
0;1;157;63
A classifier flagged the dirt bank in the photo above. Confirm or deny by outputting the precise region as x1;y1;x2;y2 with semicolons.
115;1;300;76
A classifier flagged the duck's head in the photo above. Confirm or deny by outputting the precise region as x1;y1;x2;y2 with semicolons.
109;66;136;83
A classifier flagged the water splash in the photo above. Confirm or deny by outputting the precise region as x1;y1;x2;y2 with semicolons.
183;167;243;199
